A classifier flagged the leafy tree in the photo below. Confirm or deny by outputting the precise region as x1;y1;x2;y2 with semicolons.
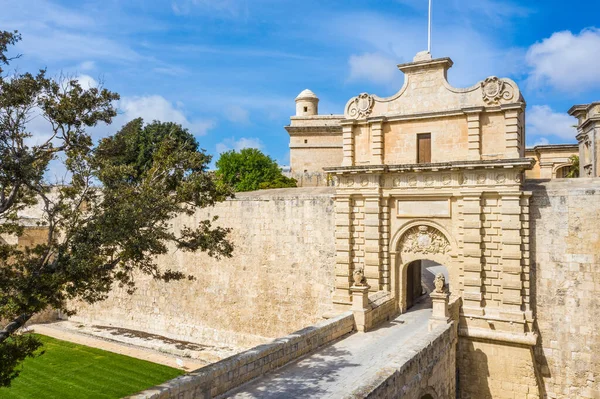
0;31;233;386
215;148;296;192
566;154;579;178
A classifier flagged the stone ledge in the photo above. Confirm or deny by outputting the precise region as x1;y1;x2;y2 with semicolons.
125;312;355;399
325;158;535;174
348;322;456;398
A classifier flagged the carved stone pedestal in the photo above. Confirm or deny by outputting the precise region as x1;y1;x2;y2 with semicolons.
429;291;450;332
350;286;371;332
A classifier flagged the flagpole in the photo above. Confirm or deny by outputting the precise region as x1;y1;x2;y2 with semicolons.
428;0;432;54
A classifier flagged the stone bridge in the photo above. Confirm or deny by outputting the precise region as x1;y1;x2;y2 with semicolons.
128;289;459;399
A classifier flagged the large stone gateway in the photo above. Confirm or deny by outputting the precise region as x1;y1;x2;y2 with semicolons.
324;53;540;398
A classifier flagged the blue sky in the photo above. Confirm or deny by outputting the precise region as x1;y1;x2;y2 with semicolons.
3;0;600;167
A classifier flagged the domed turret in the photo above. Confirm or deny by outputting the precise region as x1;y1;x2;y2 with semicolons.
295;89;319;116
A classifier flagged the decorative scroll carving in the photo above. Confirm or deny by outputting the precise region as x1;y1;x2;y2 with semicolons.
348;93;374;119
481;76;514;105
399;226;451;255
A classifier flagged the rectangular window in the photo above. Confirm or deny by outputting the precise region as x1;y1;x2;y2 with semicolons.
417;133;431;164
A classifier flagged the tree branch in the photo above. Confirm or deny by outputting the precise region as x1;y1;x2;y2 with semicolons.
0;313;32;344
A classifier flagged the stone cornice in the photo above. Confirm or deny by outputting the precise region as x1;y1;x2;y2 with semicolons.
346;104;525;125
284;126;343;135
579;116;600;131
324;158;535;174
289;144;342;149
525;144;578;152
397;57;453;73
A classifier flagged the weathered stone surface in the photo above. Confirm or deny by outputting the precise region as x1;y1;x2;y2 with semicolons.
69;188;337;348
528;178;600;399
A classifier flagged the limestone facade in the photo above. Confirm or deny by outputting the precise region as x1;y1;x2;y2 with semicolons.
569;101;600;178
322;52;541;397
525;144;578;179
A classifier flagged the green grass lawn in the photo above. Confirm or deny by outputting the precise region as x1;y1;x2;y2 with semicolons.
0;334;184;399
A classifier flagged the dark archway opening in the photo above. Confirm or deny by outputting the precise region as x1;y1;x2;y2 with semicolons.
405;259;449;310
421;394;434;399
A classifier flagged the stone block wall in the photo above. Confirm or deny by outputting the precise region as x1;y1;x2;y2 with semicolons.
70;188;337;349
458;338;539;399
125;312;355;399
528;178;600;398
350;322;457;399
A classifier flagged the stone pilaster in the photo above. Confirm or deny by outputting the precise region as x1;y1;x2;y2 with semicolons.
333;195;353;306
502;105;522;159
363;196;382;291
380;197;391;292
500;193;523;311
460;194;484;314
370;118;384;164
341;121;355;167
520;192;532;314
464;107;483;161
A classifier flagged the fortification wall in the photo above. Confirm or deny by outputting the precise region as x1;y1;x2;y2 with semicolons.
70;187;337;349
528;178;600;399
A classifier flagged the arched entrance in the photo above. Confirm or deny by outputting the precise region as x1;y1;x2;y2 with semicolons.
391;223;456;313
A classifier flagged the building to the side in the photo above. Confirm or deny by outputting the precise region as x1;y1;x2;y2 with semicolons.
525;144;578;179
569;101;600;177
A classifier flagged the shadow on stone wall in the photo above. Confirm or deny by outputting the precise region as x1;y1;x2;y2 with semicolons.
458;341;492;399
527;180;552;399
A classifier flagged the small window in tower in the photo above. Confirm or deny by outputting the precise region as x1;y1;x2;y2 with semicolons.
417;133;431;164
304;106;308;112
304;169;308;173
304;139;308;144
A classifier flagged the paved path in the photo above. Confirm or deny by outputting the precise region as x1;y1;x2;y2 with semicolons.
222;298;432;399
31;323;207;371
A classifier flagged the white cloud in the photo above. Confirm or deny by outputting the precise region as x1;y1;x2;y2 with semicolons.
328;12;525;90
75;74;99;90
78;61;96;71
225;105;250;124
117;95;215;136
526;28;600;92
215;137;263;154
348;52;400;86
527;105;577;141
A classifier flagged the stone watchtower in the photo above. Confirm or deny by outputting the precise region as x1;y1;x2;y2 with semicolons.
285;90;344;186
324;52;541;398
569;101;600;177
295;89;319;116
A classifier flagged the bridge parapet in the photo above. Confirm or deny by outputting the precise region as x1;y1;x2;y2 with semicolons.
349;322;457;399
125;312;355;399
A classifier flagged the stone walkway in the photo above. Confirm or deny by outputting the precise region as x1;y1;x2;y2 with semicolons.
222;298;432;399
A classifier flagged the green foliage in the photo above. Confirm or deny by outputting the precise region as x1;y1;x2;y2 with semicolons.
0;334;183;398
216;148;296;192
0;334;43;387
566;155;579;178
0;32;233;386
258;175;298;190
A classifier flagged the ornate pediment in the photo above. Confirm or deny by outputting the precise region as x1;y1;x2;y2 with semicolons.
342;57;523;120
